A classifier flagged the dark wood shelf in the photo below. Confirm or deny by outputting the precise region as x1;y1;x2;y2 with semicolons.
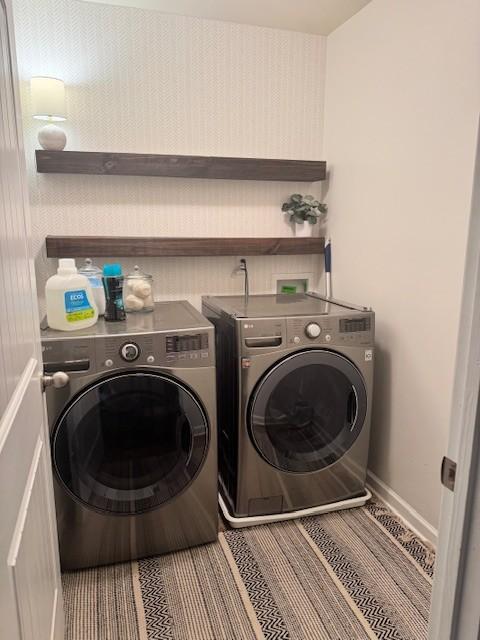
36;150;326;182
46;236;325;258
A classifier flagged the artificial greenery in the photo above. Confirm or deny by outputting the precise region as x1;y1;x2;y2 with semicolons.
282;194;328;225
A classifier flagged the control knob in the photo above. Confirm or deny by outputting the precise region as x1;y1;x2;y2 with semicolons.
305;322;321;339
120;342;140;362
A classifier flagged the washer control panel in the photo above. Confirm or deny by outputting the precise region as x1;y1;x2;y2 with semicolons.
165;333;208;353
93;330;213;370
120;342;140;362
164;332;210;363
98;334;154;369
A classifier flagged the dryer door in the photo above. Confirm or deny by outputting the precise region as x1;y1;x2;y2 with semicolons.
249;350;368;473
52;372;209;514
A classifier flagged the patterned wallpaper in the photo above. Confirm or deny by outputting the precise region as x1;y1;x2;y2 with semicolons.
12;0;326;312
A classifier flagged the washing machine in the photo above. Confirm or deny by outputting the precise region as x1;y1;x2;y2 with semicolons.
41;301;217;570
202;293;374;524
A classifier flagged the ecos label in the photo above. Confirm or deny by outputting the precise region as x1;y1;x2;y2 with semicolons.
64;289;94;323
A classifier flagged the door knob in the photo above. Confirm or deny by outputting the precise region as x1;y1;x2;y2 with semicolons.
42;371;70;391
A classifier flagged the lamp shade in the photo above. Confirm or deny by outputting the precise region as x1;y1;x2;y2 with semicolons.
31;77;66;121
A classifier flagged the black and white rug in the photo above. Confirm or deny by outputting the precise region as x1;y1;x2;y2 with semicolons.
63;500;434;639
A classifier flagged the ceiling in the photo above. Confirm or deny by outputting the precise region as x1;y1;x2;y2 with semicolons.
79;0;372;35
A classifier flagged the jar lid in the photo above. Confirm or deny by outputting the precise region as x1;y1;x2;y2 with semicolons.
103;263;123;277
78;258;102;276
126;265;152;279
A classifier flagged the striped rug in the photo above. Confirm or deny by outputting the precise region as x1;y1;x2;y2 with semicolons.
62;500;434;640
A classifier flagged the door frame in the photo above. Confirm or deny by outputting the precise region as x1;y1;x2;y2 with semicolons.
429;117;480;639
0;0;64;636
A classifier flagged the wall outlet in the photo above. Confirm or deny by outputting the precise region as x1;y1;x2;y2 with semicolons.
273;272;314;294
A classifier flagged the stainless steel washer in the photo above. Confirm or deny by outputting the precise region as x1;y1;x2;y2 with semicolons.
42;301;217;570
202;293;374;520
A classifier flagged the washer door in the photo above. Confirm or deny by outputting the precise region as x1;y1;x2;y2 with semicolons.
52;372;209;515
249;350;367;473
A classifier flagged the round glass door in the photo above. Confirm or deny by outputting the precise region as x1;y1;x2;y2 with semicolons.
249;350;367;473
52;372;209;515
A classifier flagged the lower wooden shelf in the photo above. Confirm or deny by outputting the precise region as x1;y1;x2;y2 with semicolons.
45;236;325;258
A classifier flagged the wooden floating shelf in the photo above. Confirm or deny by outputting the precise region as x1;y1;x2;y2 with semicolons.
36;150;326;182
46;236;325;258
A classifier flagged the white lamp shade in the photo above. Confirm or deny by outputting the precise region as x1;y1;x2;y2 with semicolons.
31;77;66;121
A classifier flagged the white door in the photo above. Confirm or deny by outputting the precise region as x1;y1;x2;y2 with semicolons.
428;119;480;639
0;0;64;638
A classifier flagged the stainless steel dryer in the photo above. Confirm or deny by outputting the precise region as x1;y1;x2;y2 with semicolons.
202;293;374;522
41;301;217;570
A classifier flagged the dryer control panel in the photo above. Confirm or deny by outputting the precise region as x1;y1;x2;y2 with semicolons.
286;313;374;348
238;313;374;351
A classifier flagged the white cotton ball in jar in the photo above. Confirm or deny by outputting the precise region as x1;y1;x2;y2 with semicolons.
125;294;144;311
143;294;154;309
126;279;137;292
131;281;152;299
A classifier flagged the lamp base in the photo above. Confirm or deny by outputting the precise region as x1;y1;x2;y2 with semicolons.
38;124;66;151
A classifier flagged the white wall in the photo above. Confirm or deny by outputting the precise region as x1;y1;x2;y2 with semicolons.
324;0;480;528
12;0;327;312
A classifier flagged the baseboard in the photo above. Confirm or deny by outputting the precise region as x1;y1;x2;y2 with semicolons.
366;470;438;547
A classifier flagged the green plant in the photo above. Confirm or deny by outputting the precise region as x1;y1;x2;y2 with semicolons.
281;194;327;225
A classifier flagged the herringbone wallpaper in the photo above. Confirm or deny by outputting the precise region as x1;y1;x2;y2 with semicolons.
13;0;326;312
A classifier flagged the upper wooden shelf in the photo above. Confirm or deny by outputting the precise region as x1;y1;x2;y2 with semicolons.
35;150;326;182
45;236;325;258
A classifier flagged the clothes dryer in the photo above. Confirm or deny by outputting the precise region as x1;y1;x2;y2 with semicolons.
202;293;374;524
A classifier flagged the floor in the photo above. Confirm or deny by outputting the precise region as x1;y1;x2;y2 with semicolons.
62;500;434;640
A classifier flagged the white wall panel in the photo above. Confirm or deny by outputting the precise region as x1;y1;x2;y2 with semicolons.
0;0;37;412
324;0;480;527
12;0;327;313
9;436;58;640
0;2;63;636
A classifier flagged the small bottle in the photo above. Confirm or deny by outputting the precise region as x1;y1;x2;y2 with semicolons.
45;258;98;331
78;258;106;316
124;265;154;313
102;263;126;322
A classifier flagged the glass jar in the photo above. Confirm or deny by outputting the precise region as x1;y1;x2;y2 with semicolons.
124;265;154;313
78;258;106;316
